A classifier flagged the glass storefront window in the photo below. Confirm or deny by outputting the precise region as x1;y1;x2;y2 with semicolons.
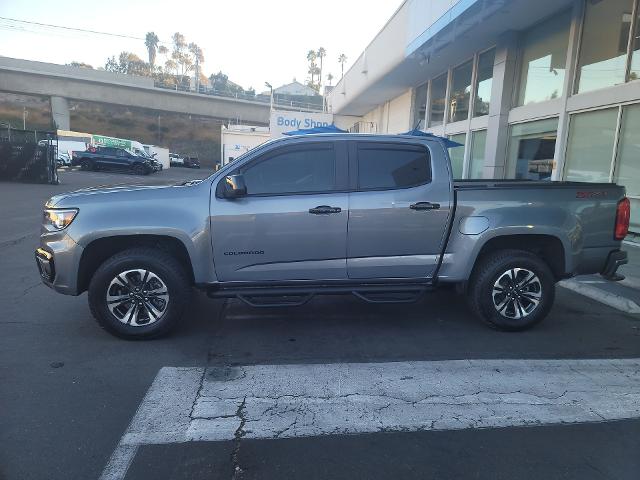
614;104;640;230
506;118;558;180
629;2;640;81
449;60;473;123
412;83;428;129
577;0;634;93
448;133;466;179
474;49;495;117
430;74;447;127
517;10;571;106
469;130;487;179
564;108;618;182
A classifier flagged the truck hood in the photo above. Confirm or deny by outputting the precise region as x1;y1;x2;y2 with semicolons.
46;179;205;207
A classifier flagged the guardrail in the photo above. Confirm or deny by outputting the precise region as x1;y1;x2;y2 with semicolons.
153;81;324;112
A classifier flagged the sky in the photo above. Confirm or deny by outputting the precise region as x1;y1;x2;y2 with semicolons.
0;0;401;92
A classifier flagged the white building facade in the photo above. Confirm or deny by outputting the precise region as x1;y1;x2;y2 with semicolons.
328;0;640;231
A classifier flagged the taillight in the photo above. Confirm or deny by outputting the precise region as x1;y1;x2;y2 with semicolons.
615;197;630;240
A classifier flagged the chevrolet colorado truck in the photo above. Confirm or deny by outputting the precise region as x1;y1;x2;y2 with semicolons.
36;134;630;339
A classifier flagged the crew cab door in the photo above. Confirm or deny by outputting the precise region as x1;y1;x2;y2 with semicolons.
347;140;452;279
98;147;119;170
210;141;349;281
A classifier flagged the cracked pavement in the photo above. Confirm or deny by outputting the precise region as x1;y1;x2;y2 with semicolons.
101;358;640;479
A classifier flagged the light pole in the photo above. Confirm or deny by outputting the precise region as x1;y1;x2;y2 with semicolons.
265;82;273;113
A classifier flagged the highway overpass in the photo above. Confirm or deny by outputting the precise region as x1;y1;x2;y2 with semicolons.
0;56;318;129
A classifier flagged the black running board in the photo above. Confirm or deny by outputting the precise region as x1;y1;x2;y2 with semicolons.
206;282;433;307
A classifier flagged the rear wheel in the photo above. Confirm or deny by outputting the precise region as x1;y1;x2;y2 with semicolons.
80;159;93;171
88;248;191;339
467;249;555;331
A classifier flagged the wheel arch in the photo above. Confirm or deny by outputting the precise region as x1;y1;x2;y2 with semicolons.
77;234;195;294
470;234;567;281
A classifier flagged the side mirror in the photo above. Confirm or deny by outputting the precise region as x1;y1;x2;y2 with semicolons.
223;174;247;198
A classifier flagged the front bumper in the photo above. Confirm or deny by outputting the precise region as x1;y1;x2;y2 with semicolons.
601;250;628;281
35;248;55;283
35;231;83;295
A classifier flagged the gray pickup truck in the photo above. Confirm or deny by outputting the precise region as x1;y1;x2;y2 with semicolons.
36;134;630;339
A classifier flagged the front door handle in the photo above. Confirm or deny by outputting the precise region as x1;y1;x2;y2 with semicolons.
309;205;342;215
410;202;440;211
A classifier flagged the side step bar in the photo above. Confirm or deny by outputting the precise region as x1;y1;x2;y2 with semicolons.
206;282;434;308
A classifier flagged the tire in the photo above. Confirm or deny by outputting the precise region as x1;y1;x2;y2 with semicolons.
131;163;145;175
88;248;191;339
80;159;91;171
466;249;555;331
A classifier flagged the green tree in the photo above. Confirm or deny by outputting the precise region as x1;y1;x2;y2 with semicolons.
326;72;334;86
306;49;317;83
317;47;326;86
105;52;150;76
171;32;192;78
145;32;160;67
188;42;204;90
338;53;347;78
68;61;93;69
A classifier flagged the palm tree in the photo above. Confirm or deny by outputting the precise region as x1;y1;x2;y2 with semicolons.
338;53;347;78
327;73;334;86
145;32;159;68
317;47;326;86
307;50;317;83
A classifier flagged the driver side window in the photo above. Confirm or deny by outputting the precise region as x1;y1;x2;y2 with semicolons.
241;143;336;195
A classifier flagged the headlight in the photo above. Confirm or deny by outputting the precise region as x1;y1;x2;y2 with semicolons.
43;208;78;231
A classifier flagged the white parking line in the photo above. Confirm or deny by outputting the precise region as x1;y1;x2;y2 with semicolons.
101;358;640;480
559;279;640;314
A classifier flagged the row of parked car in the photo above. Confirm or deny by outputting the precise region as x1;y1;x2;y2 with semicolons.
169;153;201;169
56;147;202;175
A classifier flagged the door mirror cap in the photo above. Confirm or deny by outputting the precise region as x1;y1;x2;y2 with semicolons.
223;174;247;198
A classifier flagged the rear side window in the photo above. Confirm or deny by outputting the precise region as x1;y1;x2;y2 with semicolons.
241;143;336;195
357;143;431;190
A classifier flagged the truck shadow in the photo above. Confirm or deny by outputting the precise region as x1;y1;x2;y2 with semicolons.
182;288;640;366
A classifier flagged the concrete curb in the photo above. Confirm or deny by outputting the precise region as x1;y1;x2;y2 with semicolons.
558;279;640;315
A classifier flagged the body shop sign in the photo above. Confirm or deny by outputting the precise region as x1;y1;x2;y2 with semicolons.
270;110;334;138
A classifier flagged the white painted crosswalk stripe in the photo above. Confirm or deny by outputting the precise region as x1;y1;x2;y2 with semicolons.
101;358;640;480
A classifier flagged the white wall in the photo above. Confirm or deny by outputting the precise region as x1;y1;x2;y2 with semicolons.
221;129;270;166
359;89;412;133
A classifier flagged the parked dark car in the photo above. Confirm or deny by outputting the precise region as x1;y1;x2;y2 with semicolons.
185;156;201;168
71;147;156;175
170;153;200;168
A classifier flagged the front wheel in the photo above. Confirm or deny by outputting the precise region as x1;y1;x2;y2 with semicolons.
132;163;146;175
466;249;555;331
88;248;191;339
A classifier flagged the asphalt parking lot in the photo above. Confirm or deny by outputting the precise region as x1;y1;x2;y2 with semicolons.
1;168;640;480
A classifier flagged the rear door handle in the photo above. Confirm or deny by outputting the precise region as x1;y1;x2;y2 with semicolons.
410;202;440;211
309;205;342;215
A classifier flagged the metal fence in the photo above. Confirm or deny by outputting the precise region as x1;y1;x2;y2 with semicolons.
0;127;58;184
153;81;324;112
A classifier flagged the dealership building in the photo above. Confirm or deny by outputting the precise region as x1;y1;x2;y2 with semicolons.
327;0;640;232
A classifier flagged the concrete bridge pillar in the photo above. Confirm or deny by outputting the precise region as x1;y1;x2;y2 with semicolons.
50;96;69;130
